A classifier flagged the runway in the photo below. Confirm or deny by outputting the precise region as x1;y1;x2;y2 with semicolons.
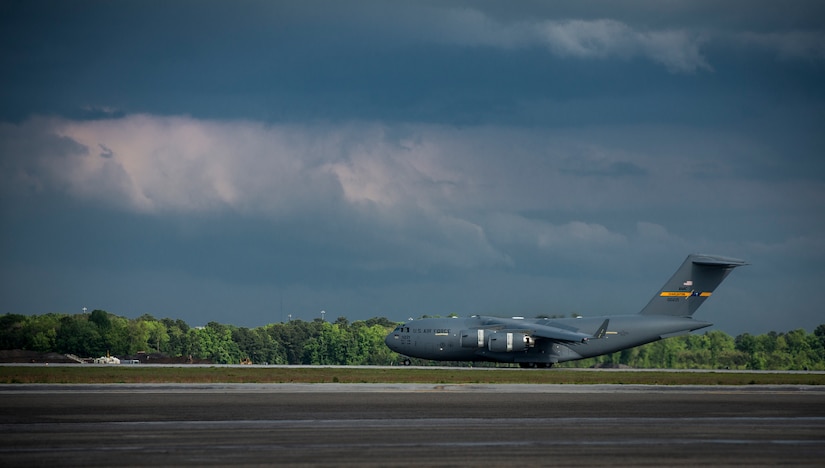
2;384;824;466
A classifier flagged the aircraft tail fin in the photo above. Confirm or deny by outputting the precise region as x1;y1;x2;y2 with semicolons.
593;319;610;339
638;254;747;317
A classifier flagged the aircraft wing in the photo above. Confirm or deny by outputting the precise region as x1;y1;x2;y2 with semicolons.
478;316;595;343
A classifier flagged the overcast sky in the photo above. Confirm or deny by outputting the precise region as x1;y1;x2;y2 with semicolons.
1;1;823;335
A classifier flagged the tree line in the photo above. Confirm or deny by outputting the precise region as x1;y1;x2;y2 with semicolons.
0;311;398;366
560;327;825;371
1;311;823;369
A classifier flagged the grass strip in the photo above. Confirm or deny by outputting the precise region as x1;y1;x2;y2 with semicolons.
1;366;823;385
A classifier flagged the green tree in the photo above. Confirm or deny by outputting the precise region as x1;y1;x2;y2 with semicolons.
815;324;825;349
105;315;132;354
780;329;810;369
0;314;28;349
161;318;190;356
23;313;61;352
86;310;134;355
127;320;151;354
706;330;736;367
352;322;398;365
54;315;104;356
303;322;348;365
268;320;322;364
233;326;277;364
143;320;170;354
188;322;243;364
88;309;111;331
364;317;397;328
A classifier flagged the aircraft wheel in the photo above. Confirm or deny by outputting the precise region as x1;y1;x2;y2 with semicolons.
521;363;553;369
402;358;412;366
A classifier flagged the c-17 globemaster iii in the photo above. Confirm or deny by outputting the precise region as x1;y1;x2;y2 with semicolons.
384;254;747;368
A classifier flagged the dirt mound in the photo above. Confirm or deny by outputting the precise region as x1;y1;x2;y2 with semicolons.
0;349;79;363
119;353;213;364
0;350;212;364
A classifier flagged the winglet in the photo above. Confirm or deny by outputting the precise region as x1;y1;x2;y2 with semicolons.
593;319;610;339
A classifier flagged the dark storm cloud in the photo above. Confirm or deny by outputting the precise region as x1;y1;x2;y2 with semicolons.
2;1;822;124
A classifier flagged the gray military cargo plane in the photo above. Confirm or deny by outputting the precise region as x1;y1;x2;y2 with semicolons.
384;254;747;368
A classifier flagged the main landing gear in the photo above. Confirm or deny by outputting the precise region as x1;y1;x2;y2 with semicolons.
518;362;554;369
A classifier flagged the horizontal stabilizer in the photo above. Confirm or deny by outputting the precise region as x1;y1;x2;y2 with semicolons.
690;255;749;268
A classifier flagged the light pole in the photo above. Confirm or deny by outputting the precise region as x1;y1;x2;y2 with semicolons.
321;310;326;322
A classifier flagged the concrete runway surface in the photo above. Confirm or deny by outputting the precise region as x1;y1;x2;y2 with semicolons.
1;384;824;466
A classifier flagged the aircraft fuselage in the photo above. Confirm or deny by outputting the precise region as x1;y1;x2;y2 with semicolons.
385;314;711;365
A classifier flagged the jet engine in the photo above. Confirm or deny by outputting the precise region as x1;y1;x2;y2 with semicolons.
460;329;490;348
487;331;533;353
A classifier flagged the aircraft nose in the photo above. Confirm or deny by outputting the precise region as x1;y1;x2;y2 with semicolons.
384;332;399;351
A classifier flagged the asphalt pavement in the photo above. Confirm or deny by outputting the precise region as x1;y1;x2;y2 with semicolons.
1;384;824;466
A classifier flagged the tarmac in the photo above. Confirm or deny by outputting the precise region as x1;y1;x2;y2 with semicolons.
1;383;824;466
